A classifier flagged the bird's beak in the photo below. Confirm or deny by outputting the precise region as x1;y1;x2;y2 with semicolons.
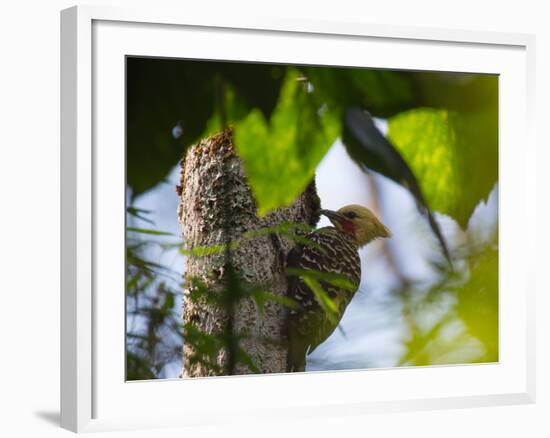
319;209;347;222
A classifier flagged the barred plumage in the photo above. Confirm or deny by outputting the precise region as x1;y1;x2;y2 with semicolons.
286;205;390;372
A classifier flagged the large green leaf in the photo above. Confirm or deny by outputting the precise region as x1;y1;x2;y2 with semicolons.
387;107;497;227
456;245;498;362
233;69;340;216
342;108;451;262
387;109;460;220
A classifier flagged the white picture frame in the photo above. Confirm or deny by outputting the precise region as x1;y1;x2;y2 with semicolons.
60;4;536;433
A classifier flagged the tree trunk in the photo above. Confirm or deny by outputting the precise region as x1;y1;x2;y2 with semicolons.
177;129;320;377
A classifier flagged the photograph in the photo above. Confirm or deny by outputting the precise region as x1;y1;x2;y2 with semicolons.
125;57;498;380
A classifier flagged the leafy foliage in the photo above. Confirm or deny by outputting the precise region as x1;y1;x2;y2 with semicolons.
342;107;451;262
126;58;284;197
455;244;498;362
399;238;498;367
126;59;499;377
126;208;184;380
304;66;417;118
183;267;298;375
288;267;358;325
388;107;497;228
179;222;316;257
127;59;497;234
234;69;340;215
388;109;460;218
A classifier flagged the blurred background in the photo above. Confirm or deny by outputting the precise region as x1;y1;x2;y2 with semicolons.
126;58;498;380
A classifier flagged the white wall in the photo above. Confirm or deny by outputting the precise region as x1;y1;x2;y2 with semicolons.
0;0;547;437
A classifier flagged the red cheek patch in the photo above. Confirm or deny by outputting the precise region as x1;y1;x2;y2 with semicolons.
341;220;355;234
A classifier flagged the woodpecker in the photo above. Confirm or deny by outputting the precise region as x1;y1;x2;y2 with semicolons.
286;205;391;372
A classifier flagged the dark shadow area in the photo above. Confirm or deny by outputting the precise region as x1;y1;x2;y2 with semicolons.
34;410;60;427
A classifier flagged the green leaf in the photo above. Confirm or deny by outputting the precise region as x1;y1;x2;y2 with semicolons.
236;348;260;373
301;276;339;324
127;227;174;236
126;352;156;380
248;289;299;316
127;207;155;225
233;68;341;216
241;222;312;239
287;268;356;291
204;81;250;135
456;246;498;362
180;242;237;257
180;223;316;258
161;292;175;312
388;109;460;218
387;105;497;228
342;108;451;262
183;322;224;357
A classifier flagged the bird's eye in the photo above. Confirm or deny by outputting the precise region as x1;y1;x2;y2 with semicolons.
343;211;358;219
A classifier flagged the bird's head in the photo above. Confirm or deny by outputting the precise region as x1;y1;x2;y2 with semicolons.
320;204;391;247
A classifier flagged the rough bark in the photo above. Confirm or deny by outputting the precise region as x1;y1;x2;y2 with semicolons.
177;129;320;377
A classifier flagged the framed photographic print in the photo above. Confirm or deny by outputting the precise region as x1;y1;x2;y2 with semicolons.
61;4;536;433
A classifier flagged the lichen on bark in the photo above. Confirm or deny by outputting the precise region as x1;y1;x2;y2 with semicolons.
177;129;320;377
